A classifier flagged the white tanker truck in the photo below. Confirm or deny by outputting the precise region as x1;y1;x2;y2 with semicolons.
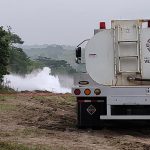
72;19;150;128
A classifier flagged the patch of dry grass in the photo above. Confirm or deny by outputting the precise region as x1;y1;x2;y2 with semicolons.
0;141;51;150
0;104;16;111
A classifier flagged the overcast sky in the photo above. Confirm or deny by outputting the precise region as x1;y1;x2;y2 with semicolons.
0;0;150;45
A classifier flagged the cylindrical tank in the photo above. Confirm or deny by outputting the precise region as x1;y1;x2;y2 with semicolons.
85;21;150;86
85;30;115;86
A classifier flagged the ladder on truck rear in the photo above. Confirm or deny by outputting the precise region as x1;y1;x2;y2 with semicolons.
112;20;142;74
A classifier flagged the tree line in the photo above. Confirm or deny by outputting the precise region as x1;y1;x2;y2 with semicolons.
0;27;40;85
36;56;76;75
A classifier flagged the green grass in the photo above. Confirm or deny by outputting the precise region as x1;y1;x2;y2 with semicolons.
0;141;67;150
0;86;16;94
0;141;49;150
62;95;76;104
32;94;75;106
0;127;47;139
0;132;12;137
20;127;46;137
0;95;16;101
0;104;16;111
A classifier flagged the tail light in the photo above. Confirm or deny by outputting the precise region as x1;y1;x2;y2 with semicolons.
74;89;81;95
94;89;101;95
84;89;91;95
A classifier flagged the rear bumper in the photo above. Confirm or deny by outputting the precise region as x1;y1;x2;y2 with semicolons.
74;86;150;120
100;115;150;120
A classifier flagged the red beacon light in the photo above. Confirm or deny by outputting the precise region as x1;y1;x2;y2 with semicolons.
99;22;106;29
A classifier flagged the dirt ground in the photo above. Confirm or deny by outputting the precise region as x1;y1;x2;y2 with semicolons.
1;92;150;150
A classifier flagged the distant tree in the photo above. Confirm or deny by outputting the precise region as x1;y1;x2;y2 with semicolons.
36;56;76;75
0;27;10;83
0;26;30;84
7;26;24;44
7;28;28;74
0;26;43;86
7;28;41;75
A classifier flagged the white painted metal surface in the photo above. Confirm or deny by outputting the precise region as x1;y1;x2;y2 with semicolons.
141;28;150;78
72;85;150;120
112;20;141;73
73;20;150;121
111;20;140;41
85;20;150;86
85;30;115;85
100;116;150;120
72;85;150;97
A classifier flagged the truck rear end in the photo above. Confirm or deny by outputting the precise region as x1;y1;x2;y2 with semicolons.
73;20;150;128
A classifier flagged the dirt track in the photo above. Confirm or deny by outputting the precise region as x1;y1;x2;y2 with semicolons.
1;92;150;150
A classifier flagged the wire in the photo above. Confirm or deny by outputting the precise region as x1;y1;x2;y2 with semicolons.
77;39;90;47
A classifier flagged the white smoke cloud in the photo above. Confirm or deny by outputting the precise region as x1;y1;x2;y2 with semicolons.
4;67;71;93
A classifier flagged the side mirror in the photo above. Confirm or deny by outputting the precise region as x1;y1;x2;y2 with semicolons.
75;47;81;64
76;47;81;58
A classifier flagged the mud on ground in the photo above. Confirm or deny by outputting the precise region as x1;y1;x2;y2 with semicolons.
1;92;150;150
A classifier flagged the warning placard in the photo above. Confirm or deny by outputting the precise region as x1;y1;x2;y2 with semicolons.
86;105;96;115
